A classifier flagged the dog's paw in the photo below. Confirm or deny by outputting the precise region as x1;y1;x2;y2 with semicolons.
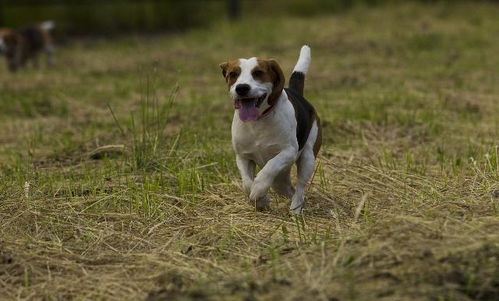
290;195;304;214
250;179;271;201
255;195;270;211
242;179;253;196
290;205;303;215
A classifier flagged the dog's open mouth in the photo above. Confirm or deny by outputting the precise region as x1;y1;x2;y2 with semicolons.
234;94;267;122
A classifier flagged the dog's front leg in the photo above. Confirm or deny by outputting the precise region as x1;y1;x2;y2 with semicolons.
45;44;55;67
32;53;40;69
236;155;255;197
250;148;296;204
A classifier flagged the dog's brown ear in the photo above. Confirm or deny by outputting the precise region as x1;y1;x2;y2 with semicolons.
219;62;229;78
267;59;285;104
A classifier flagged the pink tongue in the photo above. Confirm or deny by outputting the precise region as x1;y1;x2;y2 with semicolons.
238;100;259;122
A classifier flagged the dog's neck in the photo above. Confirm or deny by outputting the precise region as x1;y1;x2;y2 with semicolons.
259;90;284;120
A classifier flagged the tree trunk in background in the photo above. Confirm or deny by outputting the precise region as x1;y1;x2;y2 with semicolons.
228;0;240;20
0;0;4;27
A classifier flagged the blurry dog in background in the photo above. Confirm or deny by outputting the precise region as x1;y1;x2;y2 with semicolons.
0;21;55;72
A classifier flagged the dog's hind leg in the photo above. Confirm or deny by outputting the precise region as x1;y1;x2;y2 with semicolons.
32;52;40;69
272;167;295;198
290;121;319;214
290;147;315;214
45;44;55;67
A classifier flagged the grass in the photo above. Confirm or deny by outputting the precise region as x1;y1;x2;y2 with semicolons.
0;2;498;301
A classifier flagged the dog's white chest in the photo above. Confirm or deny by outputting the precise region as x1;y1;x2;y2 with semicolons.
231;98;298;167
232;125;282;165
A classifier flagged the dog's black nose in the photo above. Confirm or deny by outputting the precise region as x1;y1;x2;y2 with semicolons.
235;84;251;96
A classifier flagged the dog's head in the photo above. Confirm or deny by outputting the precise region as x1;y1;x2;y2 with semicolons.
0;29;12;54
220;57;284;122
0;29;20;55
0;29;22;71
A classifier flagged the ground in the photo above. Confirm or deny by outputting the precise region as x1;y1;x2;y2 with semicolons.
0;2;498;301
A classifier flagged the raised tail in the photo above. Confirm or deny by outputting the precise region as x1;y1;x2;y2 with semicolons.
288;45;311;96
40;21;55;32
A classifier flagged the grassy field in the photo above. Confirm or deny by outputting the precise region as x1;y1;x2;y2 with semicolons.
1;2;498;301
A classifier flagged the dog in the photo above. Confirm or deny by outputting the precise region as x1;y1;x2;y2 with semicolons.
220;45;322;214
0;21;55;72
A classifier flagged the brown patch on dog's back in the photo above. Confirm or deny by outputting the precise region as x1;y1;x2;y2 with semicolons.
219;60;241;88
38;25;53;45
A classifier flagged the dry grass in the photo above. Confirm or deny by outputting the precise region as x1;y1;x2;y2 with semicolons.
0;2;498;301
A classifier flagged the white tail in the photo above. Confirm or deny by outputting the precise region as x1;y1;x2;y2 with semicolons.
40;21;55;31
293;45;311;75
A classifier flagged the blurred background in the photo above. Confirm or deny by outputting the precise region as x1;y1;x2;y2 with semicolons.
1;0;495;38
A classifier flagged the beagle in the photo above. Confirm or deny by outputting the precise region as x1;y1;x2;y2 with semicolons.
0;21;55;72
220;46;322;214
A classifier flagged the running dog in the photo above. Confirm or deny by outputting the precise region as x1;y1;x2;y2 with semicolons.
220;45;321;214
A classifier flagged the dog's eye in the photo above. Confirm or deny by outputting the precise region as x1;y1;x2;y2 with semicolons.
229;72;238;78
252;70;264;77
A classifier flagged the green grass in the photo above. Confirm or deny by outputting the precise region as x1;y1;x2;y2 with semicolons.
1;2;498;301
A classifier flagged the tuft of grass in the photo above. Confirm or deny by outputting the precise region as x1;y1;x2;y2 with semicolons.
107;68;180;172
128;75;179;171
